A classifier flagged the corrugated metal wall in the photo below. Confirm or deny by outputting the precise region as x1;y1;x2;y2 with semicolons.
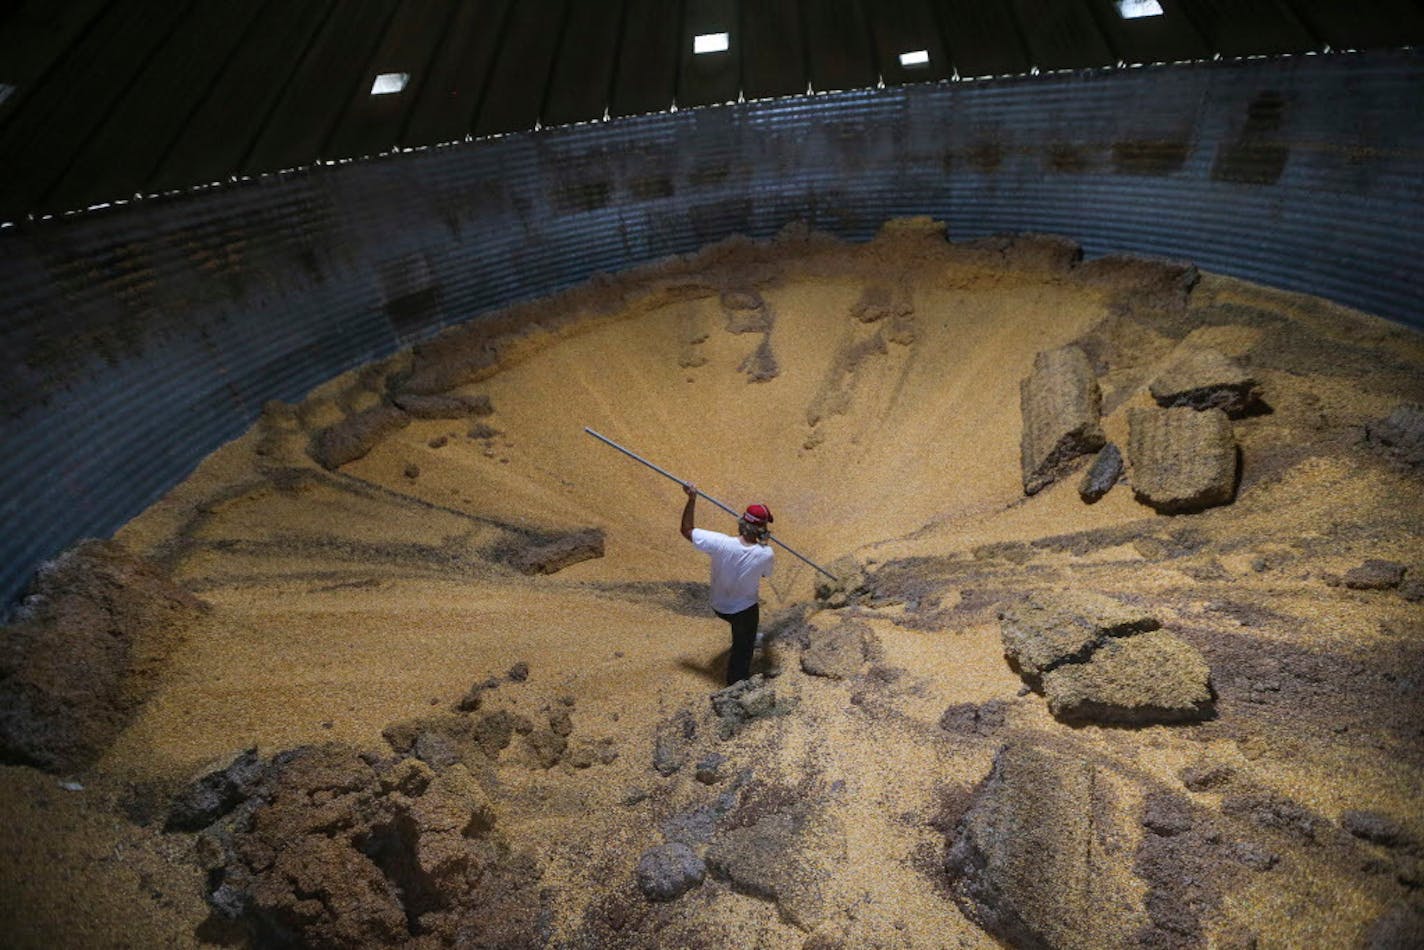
1;50;1421;606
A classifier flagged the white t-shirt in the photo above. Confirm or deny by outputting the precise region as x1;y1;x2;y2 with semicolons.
691;528;774;614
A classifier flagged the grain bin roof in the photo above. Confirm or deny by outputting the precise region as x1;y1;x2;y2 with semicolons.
0;0;1420;222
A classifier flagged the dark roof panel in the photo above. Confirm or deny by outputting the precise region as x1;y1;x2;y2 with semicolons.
934;0;1032;77
1177;0;1315;57
679;0;741;108
0;0;193;219
609;0;680;117
47;3;266;211
1082;0;1211;64
401;0;513;147
325;0;459;161
1286;0;1424;51
1012;0;1116;70
474;0;567;135
0;0;110;126
741;0;806;99
150;0;334;192
544;0;625;126
242;0;400;175
803;0;877;92
870;0;953;85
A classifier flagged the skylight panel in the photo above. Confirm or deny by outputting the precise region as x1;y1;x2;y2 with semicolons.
1116;0;1164;18
693;32;729;54
370;72;409;96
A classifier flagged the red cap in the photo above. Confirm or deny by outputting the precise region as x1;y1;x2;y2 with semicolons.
743;504;773;526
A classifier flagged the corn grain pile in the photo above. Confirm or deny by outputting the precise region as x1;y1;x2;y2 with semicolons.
1;220;1420;948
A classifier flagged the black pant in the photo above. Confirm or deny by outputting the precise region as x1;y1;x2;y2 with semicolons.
715;604;759;686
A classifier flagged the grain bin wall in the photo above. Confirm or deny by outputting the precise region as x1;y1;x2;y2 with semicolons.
1;51;1420;606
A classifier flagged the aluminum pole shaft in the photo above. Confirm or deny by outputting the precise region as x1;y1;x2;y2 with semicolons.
584;427;839;582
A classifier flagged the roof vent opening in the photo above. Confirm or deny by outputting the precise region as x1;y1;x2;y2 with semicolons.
693;32;729;54
370;72;410;96
899;50;930;68
1116;0;1164;18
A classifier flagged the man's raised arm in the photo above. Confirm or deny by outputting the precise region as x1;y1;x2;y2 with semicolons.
680;483;697;541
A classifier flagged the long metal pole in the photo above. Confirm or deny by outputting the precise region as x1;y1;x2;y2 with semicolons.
584;427;839;582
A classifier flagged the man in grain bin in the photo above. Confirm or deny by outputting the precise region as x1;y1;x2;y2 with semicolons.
680;482;774;685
